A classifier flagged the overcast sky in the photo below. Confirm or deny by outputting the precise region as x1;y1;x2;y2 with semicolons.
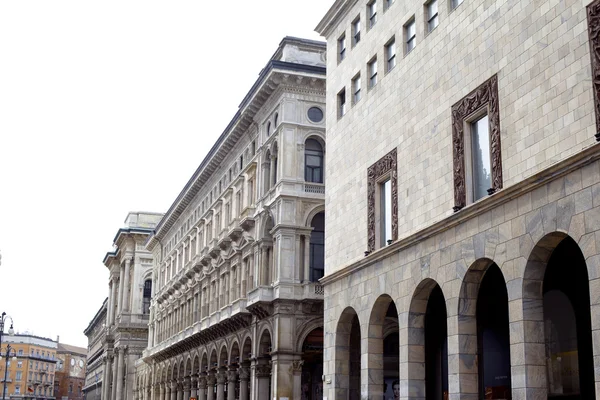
0;1;331;348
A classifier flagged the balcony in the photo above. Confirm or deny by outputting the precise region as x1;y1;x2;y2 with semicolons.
303;182;325;194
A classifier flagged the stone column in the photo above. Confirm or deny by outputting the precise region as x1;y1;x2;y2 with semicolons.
206;372;215;400
303;235;311;282
170;381;177;400
107;281;114;326
190;375;198;399
198;375;207;400
115;347;125;400
103;355;112;400
111;351;119;400
123;258;131;312
291;360;304;400
238;367;249;400
165;383;171;400
117;266;125;315
254;361;271;400
226;369;237;400
159;384;165;400
177;379;184;400
216;371;226;400
183;376;191;400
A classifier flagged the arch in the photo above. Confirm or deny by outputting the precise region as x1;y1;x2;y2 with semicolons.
295;317;325;353
218;343;229;368
309;211;325;282
241;335;252;362
257;326;273;356
267;121;271;136
301;326;324;399
407;278;448;400
273;113;279;127
335;307;362;400
142;277;151;314
367;294;399;399
305;204;325;227
229;340;241;365
200;351;209;373
457;258;511;399
522;232;595;399
184;356;192;378
191;353;199;376
304;137;324;184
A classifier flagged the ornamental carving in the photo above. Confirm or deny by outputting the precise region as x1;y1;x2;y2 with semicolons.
588;0;600;141
451;74;502;211
290;360;304;374
238;367;250;380
367;148;398;252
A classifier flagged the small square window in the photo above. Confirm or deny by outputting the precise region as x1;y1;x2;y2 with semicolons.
426;0;439;32
368;57;378;88
367;0;377;29
352;74;362;104
338;34;346;63
405;19;416;53
352;17;361;46
338;88;347;118
385;38;396;72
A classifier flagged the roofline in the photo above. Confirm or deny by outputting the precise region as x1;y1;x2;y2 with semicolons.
315;0;359;37
148;58;326;250
83;298;108;336
103;227;154;264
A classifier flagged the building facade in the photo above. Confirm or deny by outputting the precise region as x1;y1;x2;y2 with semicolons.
134;37;327;400
96;212;163;400
317;0;600;399
82;300;106;400
54;344;87;400
0;334;57;400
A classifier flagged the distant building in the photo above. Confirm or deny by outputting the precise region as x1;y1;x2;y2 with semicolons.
82;300;106;400
53;343;86;400
0;334;57;400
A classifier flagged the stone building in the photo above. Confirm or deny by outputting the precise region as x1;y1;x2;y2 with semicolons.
96;212;163;400
316;0;600;398
54;343;87;400
0;334;57;400
82;300;107;400
134;36;327;400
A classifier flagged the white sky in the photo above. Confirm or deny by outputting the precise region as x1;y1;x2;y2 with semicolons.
0;1;332;348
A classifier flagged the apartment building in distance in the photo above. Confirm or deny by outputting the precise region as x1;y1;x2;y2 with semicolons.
0;334;57;400
53;343;86;400
134;36;327;400
82;300;106;400
316;0;600;398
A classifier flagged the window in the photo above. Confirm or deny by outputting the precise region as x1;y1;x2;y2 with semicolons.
266;121;271;136
17;361;22;369
405;19;416;53
368;57;378;88
385;38;396;72
352;74;362;104
426;0;439;32
452;0;463;9
451;75;502;210
307;107;324;123
17;350;23;356
69;384;73;394
367;0;377;28
16;372;22;381
14;386;20;395
309;212;325;281
142;279;152;314
274;113;278;127
367;148;398;252
352;17;361;46
338;34;346;62
385;0;394;10
305;139;324;183
239;155;243;170
337;89;347;118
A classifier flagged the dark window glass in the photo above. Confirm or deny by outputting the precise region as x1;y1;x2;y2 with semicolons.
142;280;152;314
305;139;324;183
309;212;325;282
307;107;323;123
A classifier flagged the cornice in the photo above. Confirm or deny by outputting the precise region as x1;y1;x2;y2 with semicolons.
320;143;600;286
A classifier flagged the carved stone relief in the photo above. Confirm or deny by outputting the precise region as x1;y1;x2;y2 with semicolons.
367;148;398;252
451;74;502;211
588;0;600;141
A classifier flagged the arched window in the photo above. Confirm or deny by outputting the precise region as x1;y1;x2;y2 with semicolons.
309;212;325;281
267;122;271;136
274;113;279;127
305;139;324;183
142;280;152;314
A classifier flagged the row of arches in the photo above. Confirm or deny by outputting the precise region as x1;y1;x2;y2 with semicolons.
335;233;594;399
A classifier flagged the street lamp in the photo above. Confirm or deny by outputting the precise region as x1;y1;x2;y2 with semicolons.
0;344;16;400
0;313;15;400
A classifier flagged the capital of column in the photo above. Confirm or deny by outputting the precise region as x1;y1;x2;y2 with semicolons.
171;380;177;390
190;374;198;386
226;370;237;383
198;376;207;389
290;360;304;376
205;373;216;386
216;371;226;385
238;367;250;381
183;376;191;390
254;365;271;378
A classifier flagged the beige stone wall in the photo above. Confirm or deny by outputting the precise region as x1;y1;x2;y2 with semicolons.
321;149;600;399
323;0;596;273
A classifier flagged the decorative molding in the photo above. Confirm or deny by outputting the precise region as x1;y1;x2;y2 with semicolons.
588;0;600;141
451;74;502;211
367;148;398;252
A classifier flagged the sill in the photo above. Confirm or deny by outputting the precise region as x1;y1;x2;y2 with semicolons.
385;65;395;75
404;48;414;58
425;25;438;37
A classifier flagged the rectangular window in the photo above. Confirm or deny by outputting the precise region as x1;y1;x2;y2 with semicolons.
452;0;463;9
405;19;416;53
385;38;396;72
338;34;346;62
338;89;347;118
380;180;393;247
16;372;22;381
352;74;361;104
367;0;377;28
14;386;20;395
352;17;361;46
368;57;378;88
385;0;394;10
17;361;22;368
426;0;439;32
470;115;491;201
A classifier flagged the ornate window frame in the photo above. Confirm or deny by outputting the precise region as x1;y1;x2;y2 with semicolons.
451;74;502;211
587;0;600;141
367;148;398;252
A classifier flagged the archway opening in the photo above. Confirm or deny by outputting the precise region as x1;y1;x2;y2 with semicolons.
301;327;324;400
476;263;511;399
309;212;325;282
424;284;448;400
257;330;273;400
543;236;594;399
382;301;399;399
335;308;361;400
